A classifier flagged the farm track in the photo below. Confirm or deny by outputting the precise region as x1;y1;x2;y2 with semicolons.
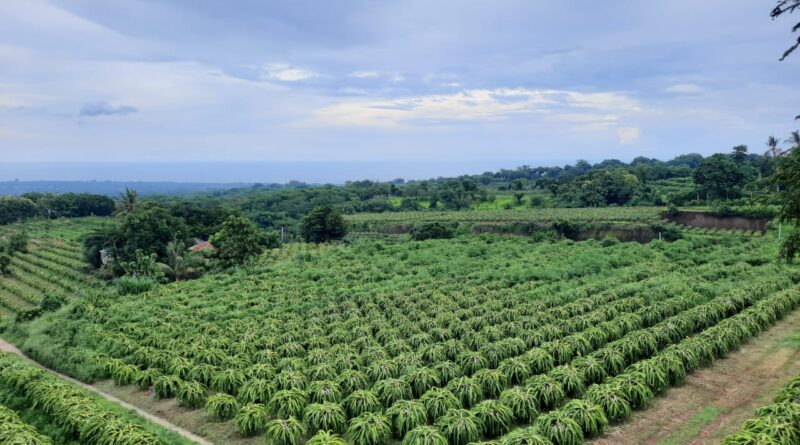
0;337;213;445
589;307;800;445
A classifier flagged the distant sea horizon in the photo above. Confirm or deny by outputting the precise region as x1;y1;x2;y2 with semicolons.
1;160;575;184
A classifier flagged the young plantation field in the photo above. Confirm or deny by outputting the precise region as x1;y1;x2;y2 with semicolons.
0;220;106;320
4;221;799;445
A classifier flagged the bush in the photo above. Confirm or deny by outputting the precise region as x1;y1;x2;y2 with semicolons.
347;412;391;445
401;426;448;445
303;402;347;433
410;222;456;241
301;206;347;243
235;403;270;436
177;381;207;408
265;417;305;445
206;393;240;421
116;275;158;295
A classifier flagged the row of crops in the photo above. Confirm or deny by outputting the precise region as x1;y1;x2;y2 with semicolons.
0;403;51;444
0;236;101;319
343;207;662;224
722;373;800;444
16;231;798;445
0;352;162;444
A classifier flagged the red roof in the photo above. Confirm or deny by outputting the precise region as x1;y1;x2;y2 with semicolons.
189;241;214;252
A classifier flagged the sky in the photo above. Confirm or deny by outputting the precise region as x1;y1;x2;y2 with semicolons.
0;1;799;181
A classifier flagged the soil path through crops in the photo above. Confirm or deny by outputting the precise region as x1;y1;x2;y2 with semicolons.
590;308;800;445
0;337;213;445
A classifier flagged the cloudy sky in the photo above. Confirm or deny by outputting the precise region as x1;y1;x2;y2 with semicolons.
1;0;798;176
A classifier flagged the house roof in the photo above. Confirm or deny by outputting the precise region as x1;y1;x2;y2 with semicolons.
189;241;214;252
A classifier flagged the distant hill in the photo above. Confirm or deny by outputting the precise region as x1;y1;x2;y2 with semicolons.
0;181;251;196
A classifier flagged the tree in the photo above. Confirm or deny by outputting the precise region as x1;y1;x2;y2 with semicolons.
771;1;800;119
731;145;749;163
772;1;800;61
114;188;139;216
210;215;278;265
692;154;751;199
0;254;10;276
300;206;346;243
774;144;800;261
766;136;783;158
6;231;29;255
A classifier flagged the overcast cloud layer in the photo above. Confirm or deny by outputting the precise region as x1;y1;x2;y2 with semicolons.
0;0;798;167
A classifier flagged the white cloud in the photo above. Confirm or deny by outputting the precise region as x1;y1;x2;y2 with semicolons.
664;83;703;94
349;71;380;78
389;73;405;82
263;63;317;81
313;88;640;129
617;127;641;144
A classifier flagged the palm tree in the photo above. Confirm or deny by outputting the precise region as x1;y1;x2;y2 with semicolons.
113;187;138;216
766;136;784;157
786;130;800;150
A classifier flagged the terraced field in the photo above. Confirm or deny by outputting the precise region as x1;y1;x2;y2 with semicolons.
10;230;798;445
0;235;104;320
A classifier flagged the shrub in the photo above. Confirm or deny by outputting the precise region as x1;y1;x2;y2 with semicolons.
471;400;514;438
265;417;305;445
535;411;584;445
304;403;347;434
235;403;270;436
373;378;413;407
401;426;448;445
154;374;182;399
561;399;608;438
206;393;240;421
584;384;632;422
308;380;343;404
238;378;276;404
500;427;552;445
306;430;347;445
410;222;456;241
525;375;565;410
499;387;538;423
344;390;382;417
177;381;207;408
347;412;392;445
435;409;483;445
420;388;461;421
268;389;308;419
116;275;157;295
386;399;428;438
447;377;483;408
212;368;246;395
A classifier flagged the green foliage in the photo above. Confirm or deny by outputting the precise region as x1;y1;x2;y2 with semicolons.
373;378;413;407
301;206;347;243
585;384;632;422
500;427;553;445
205;393;240;421
499;387;538;423
435;409;483;445
265;417;305;445
0;254;11;276
401;425;448;445
344;390;382;418
304;402;347;434
6;231;30;254
534;411;584;445
238;378;275;404
420;388;461;421
176;381;207;408
210;215;277;266
410;222;456;241
154;375;182;399
268;389;308;419
447;377;484;408
235;403;270;437
471;400;514;438
308;380;343;404
525;375;565;410
347;412;392;445
561;399;608;438
306;430;347;445
386;399;428;438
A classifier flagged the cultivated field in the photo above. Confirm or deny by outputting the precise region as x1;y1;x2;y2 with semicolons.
0;217;795;445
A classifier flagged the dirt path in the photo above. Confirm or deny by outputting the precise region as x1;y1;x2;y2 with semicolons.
591;308;800;445
0;338;213;445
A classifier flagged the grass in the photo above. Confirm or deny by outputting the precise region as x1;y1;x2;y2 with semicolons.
655;406;724;445
775;332;800;349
